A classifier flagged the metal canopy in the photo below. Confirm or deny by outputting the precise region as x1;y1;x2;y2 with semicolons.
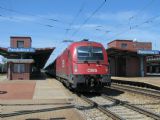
0;47;55;69
30;48;55;69
106;47;138;57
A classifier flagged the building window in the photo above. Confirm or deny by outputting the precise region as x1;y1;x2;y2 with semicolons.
13;64;25;73
121;43;127;48
17;41;24;48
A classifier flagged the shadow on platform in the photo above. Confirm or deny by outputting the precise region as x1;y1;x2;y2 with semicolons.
30;72;47;80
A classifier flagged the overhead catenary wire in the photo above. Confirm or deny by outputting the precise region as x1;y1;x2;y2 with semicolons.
103;0;157;41
71;0;108;37
128;0;155;31
108;13;160;41
110;0;155;33
65;1;86;35
63;1;86;40
0;14;54;28
129;0;155;21
0;6;67;24
95;25;111;34
103;0;158;44
69;2;85;28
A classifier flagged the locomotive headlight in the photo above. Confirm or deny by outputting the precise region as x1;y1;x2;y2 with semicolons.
106;66;109;72
74;65;78;72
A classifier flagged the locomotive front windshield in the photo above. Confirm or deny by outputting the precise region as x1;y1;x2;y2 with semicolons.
77;46;104;61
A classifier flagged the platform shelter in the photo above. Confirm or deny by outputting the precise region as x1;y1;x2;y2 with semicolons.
0;36;54;80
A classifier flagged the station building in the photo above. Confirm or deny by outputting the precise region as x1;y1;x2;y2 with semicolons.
0;36;54;80
107;40;152;77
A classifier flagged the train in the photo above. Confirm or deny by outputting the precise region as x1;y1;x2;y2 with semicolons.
46;40;111;92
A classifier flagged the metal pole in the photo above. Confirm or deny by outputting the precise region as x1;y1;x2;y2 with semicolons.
140;56;144;77
2;64;3;73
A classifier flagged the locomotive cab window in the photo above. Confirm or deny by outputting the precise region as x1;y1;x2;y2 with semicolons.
77;46;104;61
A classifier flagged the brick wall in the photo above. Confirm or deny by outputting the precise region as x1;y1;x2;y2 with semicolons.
109;56;147;77
109;57;116;76
10;37;31;48
9;63;30;80
108;40;152;51
11;73;30;80
116;41;134;50
133;42;152;50
126;57;140;76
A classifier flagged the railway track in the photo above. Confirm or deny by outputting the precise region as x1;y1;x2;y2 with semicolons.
65;88;113;120
111;79;160;91
105;83;160;115
108;83;160;99
79;94;160;120
79;94;123;120
61;80;160;120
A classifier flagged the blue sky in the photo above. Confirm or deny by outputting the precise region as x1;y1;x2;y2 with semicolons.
0;0;160;66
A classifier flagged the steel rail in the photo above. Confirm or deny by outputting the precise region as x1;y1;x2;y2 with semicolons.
111;79;160;90
79;95;124;120
102;94;160;120
108;83;160;99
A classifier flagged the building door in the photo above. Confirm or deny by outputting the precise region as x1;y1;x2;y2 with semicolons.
117;57;126;76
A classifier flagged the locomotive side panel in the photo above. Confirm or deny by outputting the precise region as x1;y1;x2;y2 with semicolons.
56;49;71;80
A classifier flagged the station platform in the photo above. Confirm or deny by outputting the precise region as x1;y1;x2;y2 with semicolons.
111;76;160;90
0;78;73;100
33;79;73;100
0;78;84;120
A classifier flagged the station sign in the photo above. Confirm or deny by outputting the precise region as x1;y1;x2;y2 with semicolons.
8;48;35;53
137;50;160;55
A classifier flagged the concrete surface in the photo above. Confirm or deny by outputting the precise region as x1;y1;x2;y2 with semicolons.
0;74;7;82
0;78;73;100
33;79;73;100
0;81;36;99
0;77;84;120
1;100;83;120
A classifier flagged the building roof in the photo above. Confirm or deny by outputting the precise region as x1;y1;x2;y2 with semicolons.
108;39;133;45
106;47;138;57
10;36;32;39
32;48;55;68
0;47;8;56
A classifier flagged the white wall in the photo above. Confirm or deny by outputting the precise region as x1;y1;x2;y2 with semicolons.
0;55;3;64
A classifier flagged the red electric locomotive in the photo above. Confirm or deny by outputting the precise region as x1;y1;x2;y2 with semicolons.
55;40;111;92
